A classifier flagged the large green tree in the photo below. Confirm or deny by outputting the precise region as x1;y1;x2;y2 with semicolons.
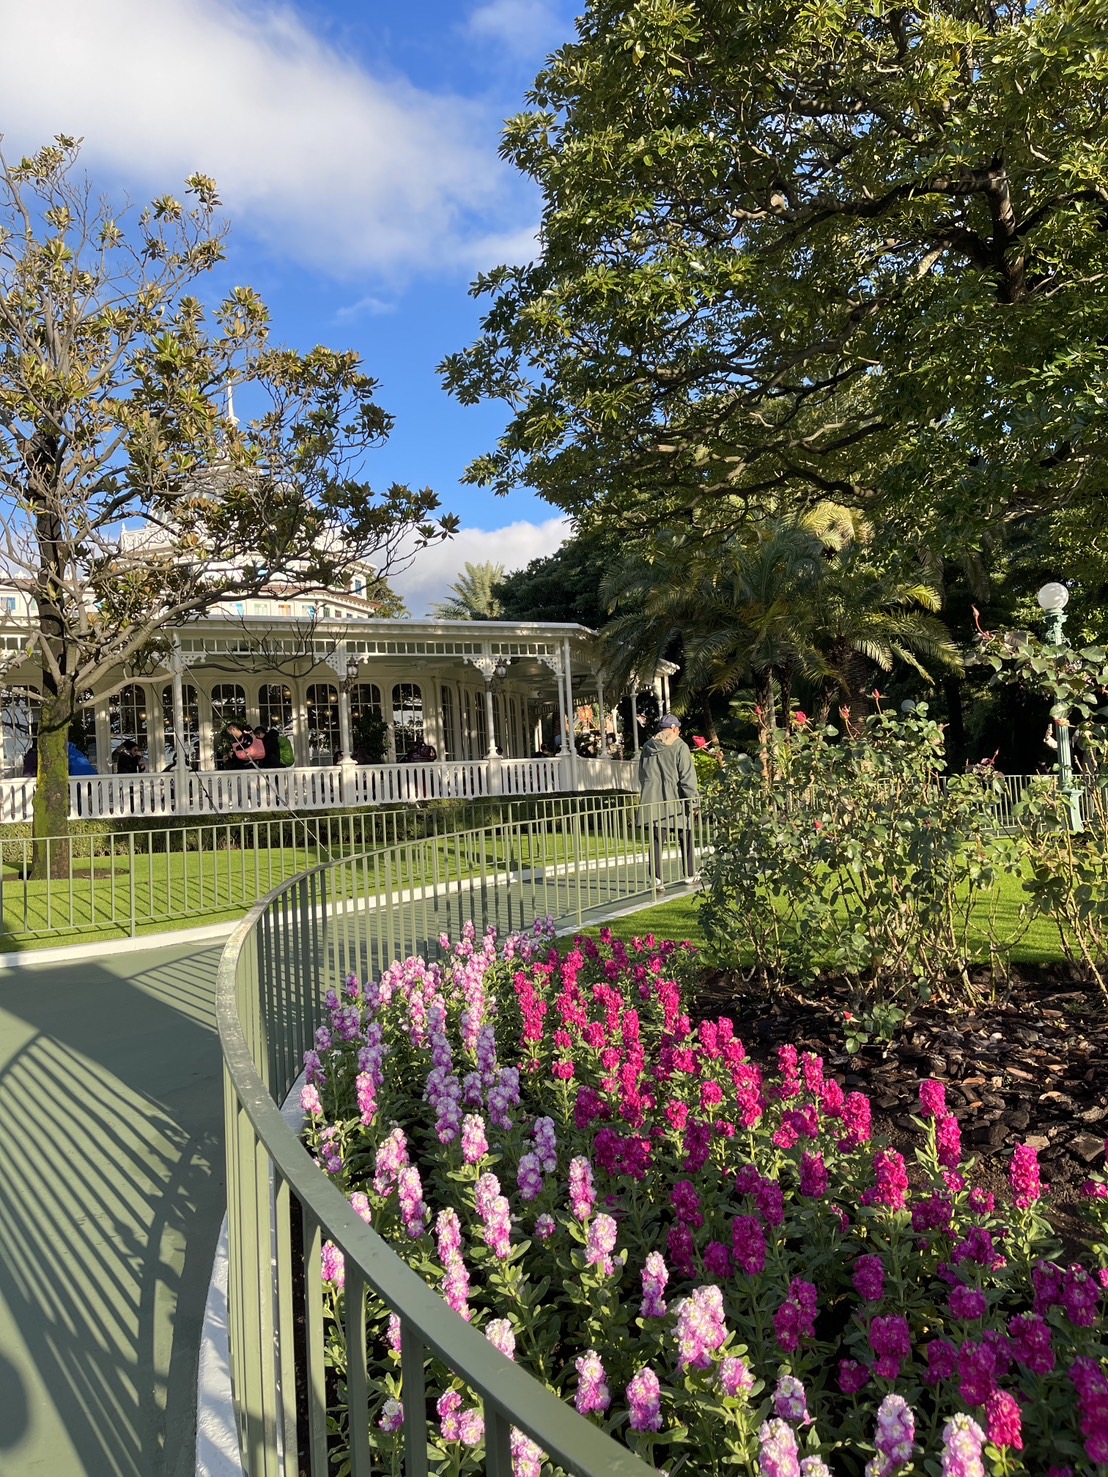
493;533;614;628
0;138;452;873
443;0;1108;564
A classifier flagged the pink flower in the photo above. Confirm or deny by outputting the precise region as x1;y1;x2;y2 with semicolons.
626;1367;662;1431
461;1113;488;1164
378;1397;403;1433
758;1418;801;1477
300;1083;323;1116
949;1284;987;1321
640;1251;668;1318
940;1413;985;1477
568;1156;595;1220
510;1426;543;1477
799;1151;828;1198
1009;1143;1043;1208
839;1091;872;1149
320;1240;344;1288
720;1356;756;1398
574;1349;611;1416
482;1195;513;1260
919;1079;947;1119
985;1390;1023;1450
585;1213;618;1276
485;1318;516;1359
675;1285;728;1371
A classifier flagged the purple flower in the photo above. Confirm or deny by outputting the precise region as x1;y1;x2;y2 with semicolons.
731;1214;767;1275
773;1375;811;1425
397;1164;428;1239
475;1171;501;1220
799;1150;828;1198
671;1178;704;1227
626;1367;662;1431
1061;1263;1101;1327
703;1239;733;1278
873;1393;915;1474
482;1195;513;1260
958;1339;998;1406
586;1213;619;1276
838;1358;870;1394
774;1278;817;1354
574;1349;611;1416
924;1338;957;1386
534;1212;556;1241
517;1152;544;1202
378;1397;403;1433
1007;1312;1054;1376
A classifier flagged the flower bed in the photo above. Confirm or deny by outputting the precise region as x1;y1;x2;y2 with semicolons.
301;922;1108;1475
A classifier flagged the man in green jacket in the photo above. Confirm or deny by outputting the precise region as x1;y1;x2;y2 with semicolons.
638;713;699;887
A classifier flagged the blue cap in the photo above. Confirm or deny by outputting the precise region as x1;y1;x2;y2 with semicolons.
657;714;681;729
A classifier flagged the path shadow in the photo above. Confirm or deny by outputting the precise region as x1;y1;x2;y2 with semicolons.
0;944;225;1477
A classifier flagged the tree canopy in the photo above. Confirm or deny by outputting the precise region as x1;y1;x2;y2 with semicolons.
0;137;453;860
443;0;1108;568
429;560;506;620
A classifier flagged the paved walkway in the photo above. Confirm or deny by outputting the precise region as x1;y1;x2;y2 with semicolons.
0;940;228;1477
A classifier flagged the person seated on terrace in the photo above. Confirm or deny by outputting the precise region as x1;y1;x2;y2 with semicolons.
113;739;146;774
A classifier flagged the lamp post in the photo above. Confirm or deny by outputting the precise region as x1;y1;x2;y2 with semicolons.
1036;582;1083;832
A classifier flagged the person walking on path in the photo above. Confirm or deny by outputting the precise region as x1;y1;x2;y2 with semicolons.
638;713;699;888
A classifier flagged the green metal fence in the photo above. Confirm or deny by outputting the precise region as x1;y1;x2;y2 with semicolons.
0;792;660;948
216;797;708;1474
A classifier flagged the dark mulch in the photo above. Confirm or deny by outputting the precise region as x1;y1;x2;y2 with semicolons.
692;965;1108;1248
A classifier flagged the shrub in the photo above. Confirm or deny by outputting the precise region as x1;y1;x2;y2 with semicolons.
699;708;1015;1009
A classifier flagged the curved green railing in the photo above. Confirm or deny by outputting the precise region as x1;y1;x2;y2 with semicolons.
216;797;701;1475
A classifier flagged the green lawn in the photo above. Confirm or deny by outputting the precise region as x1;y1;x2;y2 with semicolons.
583;867;1068;966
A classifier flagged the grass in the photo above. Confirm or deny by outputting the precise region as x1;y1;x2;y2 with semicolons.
582;866;1069;967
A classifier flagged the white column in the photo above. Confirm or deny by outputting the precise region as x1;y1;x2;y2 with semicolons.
292;684;310;766
562;636;578;792
338;667;353;760
483;677;497;758
596;667;607;750
171;639;187;781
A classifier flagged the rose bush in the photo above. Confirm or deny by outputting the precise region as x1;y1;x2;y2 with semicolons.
301;921;1108;1475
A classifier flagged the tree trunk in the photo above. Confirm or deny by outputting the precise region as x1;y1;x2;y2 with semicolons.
942;675;966;772
754;669;775;785
31;702;70;879
699;693;720;745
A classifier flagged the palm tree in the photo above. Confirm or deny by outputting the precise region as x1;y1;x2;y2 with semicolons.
429;561;506;620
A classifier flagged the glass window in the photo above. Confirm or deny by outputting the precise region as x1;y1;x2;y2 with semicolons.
508;696;520;757
1;684;39;774
462;690;474;761
440;686;456;761
259;684;293;734
161;684;200;769
210;683;248;729
110;683;150;754
391;683;424;760
492;692;503;755
306;683;339;764
473;688;488;757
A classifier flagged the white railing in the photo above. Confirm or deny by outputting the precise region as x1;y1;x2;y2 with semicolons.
0;755;639;821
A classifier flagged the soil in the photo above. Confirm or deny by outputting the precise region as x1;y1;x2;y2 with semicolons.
691;964;1108;1250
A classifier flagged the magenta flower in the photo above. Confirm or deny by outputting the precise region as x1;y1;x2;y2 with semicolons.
919;1078;947;1119
670;1178;704;1228
852;1253;885;1303
799;1150;828;1198
936;1113;962;1168
482;1195;513;1260
774;1279;817;1354
862;1149;909;1210
640;1251;668;1318
757;1417;801;1477
1009;1143;1043;1208
1061;1264;1101;1327
949;1283;987;1321
626;1367;662;1431
838;1358;870;1394
869;1314;910;1379
1007;1312;1055;1375
839;1091;872;1149
703;1240;733;1278
574;1349;611;1416
534;1212;555;1241
924;1338;957;1386
985;1390;1023;1450
957;1339;998;1406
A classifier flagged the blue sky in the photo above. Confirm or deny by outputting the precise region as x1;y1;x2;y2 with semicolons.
0;0;580;612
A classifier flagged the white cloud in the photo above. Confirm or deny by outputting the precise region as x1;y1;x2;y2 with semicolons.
388;516;570;616
466;0;569;57
0;0;527;278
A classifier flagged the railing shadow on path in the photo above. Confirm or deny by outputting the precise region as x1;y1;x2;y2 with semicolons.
0;943;227;1477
